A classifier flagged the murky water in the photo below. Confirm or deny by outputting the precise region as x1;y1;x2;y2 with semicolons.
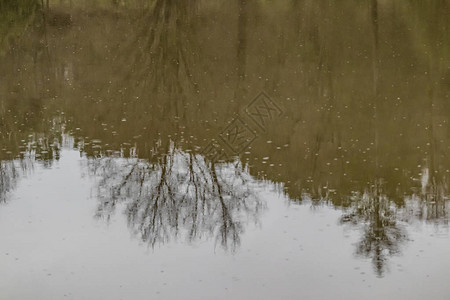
1;1;449;299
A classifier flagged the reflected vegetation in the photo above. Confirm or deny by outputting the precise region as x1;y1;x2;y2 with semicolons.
0;158;34;203
0;0;41;56
340;180;408;277
88;142;263;250
0;160;19;203
0;0;449;276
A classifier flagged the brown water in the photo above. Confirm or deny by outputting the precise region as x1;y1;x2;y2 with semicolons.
1;1;449;299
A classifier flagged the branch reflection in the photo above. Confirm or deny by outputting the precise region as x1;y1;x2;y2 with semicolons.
340;180;407;277
0;161;19;203
89;142;264;251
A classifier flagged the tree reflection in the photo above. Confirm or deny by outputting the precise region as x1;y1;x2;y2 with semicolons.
89;142;264;250
0;0;449;276
123;0;198;118
340;180;407;277
338;1;407;276
341;173;449;277
340;172;449;277
0;159;34;203
406;169;450;225
0;0;41;55
0;161;18;203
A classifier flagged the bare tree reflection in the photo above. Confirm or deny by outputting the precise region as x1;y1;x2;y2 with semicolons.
0;159;34;203
0;161;18;203
340;180;407;277
89;143;264;251
405;169;450;225
124;0;198;106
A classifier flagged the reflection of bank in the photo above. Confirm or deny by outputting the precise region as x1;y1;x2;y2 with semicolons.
89;142;265;251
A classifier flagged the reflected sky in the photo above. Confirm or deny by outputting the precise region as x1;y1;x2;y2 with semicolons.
0;0;449;299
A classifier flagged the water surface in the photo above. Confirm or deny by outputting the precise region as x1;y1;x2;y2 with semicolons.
0;1;449;299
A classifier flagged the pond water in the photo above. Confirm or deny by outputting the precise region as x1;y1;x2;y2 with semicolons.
0;1;449;299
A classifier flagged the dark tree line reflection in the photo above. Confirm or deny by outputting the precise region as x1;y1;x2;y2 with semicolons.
88;142;264;250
